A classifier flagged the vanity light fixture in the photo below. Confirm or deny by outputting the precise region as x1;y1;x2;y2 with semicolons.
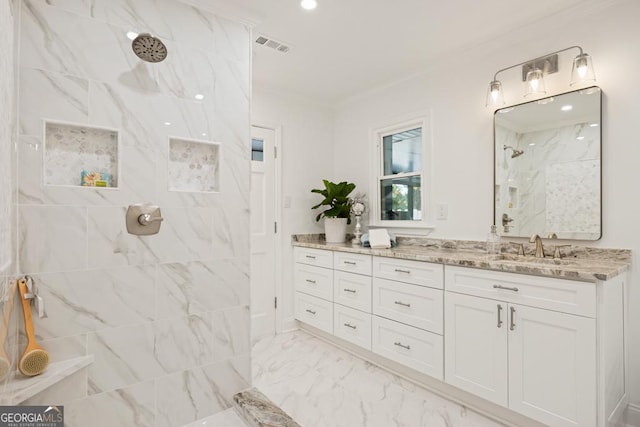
300;0;317;10
486;45;596;108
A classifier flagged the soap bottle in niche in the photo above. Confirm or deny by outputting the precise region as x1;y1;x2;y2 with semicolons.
487;225;501;255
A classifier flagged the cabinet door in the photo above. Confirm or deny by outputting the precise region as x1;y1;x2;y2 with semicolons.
508;304;596;427
444;292;508;406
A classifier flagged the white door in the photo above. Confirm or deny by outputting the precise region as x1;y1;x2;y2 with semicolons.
508;304;596;427
444;292;508;406
250;126;277;340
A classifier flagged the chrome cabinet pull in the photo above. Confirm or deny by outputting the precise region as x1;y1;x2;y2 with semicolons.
343;288;356;293
497;304;503;328
343;261;356;265
305;309;317;315
305;255;316;259
493;284;519;292
343;323;357;330
305;279;317;284
394;342;411;350
394;301;411;308
394;268;411;274
510;306;516;331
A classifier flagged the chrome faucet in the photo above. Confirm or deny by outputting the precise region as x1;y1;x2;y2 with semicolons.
529;234;545;258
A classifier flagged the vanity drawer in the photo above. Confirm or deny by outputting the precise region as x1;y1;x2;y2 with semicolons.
373;278;443;334
295;292;333;334
372;315;443;380
334;304;372;351
334;270;372;313
445;266;596;317
294;264;333;301
294;247;333;269
334;252;372;275
373;256;444;289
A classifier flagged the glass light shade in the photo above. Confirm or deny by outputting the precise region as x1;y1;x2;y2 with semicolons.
570;53;596;86
486;80;505;107
525;69;546;98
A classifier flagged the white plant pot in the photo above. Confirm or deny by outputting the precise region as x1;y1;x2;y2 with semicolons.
324;217;348;243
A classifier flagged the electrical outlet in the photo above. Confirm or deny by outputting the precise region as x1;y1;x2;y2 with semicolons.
436;203;448;220
283;195;292;208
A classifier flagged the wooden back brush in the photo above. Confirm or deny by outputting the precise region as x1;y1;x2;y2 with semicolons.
17;278;49;376
0;280;17;381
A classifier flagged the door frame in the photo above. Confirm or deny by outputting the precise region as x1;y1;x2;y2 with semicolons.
251;122;283;333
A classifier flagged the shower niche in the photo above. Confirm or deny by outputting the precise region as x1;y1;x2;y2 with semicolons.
43;121;119;188
168;137;220;193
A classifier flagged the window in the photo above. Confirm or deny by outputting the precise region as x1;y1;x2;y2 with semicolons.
251;138;264;161
371;115;431;228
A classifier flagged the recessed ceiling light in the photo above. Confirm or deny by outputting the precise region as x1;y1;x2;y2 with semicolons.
164;121;171;126
195;94;204;100
561;105;573;111
201;133;207;137
529;143;536;146
126;31;138;40
590;123;599;127
300;0;317;10
577;136;585;140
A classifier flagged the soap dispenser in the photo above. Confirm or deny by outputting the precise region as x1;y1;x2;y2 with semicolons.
487;225;501;255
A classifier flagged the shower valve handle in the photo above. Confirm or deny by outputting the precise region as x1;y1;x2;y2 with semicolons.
138;213;164;226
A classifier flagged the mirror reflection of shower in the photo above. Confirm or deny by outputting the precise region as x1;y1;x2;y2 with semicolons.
503;145;524;158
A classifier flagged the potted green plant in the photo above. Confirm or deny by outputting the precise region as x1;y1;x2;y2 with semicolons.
311;180;356;243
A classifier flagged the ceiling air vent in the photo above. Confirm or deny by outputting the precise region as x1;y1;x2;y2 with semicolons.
255;34;291;54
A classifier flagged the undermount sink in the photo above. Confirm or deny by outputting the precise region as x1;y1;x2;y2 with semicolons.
489;253;578;266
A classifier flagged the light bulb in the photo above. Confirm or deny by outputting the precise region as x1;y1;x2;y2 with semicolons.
525;69;546;98
486;80;504;107
571;53;596;86
301;0;317;10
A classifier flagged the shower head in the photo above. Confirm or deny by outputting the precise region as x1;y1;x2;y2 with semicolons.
503;145;524;158
131;33;167;63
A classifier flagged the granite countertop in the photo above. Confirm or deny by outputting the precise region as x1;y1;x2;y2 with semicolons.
292;234;631;283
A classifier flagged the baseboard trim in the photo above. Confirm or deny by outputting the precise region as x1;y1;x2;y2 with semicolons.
281;317;297;333
609;394;628;426
625;403;640;425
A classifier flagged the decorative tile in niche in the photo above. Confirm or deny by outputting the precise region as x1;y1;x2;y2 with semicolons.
44;121;119;188
168;138;220;193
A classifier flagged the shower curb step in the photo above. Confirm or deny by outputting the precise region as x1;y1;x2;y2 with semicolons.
233;387;301;427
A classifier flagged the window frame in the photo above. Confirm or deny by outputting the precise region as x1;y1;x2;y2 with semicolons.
370;113;433;229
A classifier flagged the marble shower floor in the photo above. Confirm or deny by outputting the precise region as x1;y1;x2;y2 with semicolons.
252;330;505;427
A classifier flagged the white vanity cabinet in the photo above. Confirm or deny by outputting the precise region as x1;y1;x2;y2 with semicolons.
293;245;627;427
371;256;444;380
294;247;334;333
444;265;624;427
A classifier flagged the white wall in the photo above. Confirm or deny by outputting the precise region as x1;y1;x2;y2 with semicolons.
331;0;640;409
252;87;334;329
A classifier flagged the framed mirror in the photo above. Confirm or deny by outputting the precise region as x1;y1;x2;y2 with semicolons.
494;86;602;240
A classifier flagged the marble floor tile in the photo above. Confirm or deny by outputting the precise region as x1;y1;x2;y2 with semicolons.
182;408;247;427
252;330;506;427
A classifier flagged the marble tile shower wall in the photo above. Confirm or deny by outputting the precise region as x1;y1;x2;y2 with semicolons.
15;1;251;426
